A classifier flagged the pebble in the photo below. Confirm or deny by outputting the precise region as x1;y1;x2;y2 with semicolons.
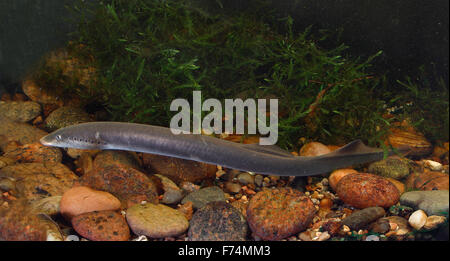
370;218;391;234
0;163;78;201
254;175;264;187
93;150;141;170
181;186;226;209
383;216;411;236
224;182;242;194
142;153;216;183
400;190;449;216
153;174;184;204
423;160;444;171
328;169;358;191
126;203;189;238
246;188;316;240
237;172;254;185
406;171;449;191
3;141;62;163
0;101;41;122
44;106;92;131
0;117;48;148
22;79;61;105
342;207;386;230
408;210;428;230
365;235;380;241
72;210;130;241
335;173;400;209
368;156;410;180
76;164;159;208
60;186;121;221
423;216;447;230
0;157;15;169
299;142;331;156
385;177;405;195
188;201;247;241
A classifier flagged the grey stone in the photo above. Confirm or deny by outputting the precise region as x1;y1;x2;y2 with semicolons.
400;190;449;216
342;207;386;230
181;186;225;209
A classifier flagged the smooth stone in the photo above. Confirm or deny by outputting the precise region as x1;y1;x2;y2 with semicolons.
237;172;254;185
188;201;247;241
224;182;242;194
342;207;386;230
246;188;316;240
44;106;92;131
60;186;121;221
0;163;78;201
3;141;62;163
153;174;184;204
76;164;159;208
408;209;427;230
254;175;264;187
299;142;331;156
0;117;48;148
400;190;449;216
72;210;130;241
328;168;358;191
423;215;447;230
93;150;141;170
181;186;226;209
126;203;189;238
368;157;410;180
0;101;41;122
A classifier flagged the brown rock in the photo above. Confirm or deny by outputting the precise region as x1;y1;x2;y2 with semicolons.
3;141;62;163
72;210;130;241
385;178;405;195
22;79;61;105
299;142;331;156
0;118;48;149
406;171;449;191
0;163;78;201
322;218;343;236
60;186;121;221
328;168;358;191
336;173;400;209
126;203;189;238
142;153;216;183
246;188;316;240
0;101;41;122
77;164;158;208
385;123;433;157
93;150;141;170
342;207;386;230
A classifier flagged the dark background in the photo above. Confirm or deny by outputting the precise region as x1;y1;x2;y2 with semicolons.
0;0;448;95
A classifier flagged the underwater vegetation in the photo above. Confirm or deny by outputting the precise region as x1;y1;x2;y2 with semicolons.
30;0;449;150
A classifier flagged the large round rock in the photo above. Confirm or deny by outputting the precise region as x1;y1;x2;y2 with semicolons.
188;201;248;241
246;188;316;240
336;173;400;209
126;203;189;238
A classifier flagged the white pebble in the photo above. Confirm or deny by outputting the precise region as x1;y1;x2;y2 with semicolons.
365;235;380;241
423;216;447;230
423;160;443;171
409;210;428;230
65;235;80;241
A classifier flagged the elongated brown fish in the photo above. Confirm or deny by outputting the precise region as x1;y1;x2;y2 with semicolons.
40;122;395;176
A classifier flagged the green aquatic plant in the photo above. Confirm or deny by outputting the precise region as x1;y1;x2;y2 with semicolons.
32;0;430;150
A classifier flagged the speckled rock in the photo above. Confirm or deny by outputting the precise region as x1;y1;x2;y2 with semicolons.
188;201;247;241
0;163;78;200
60;186;121;221
126;203;189;238
152;174;184;204
400;190;449;216
405;171;449;191
72;210;130;241
142;153;217;183
368;157;410;180
0;101;41;122
342;207;386;230
3;141;62;163
44;106;92;131
246;188;316;240
0;200;48;241
181;186;226;209
299;142;331;156
22;79;61;105
0;117;48;148
93;150;141;170
76;164;158;208
336;173;400;209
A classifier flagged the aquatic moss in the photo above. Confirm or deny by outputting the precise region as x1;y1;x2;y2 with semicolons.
31;0;447;150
